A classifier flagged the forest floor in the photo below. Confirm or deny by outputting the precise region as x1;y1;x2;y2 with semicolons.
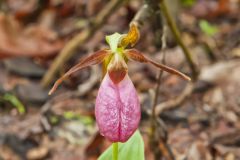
0;0;239;159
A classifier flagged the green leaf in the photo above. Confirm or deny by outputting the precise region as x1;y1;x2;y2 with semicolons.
106;33;122;53
98;130;145;160
63;111;94;125
49;115;59;124
199;20;219;36
3;93;25;114
181;0;196;7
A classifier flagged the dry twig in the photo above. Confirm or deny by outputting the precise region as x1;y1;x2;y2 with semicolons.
155;82;194;115
150;25;175;160
159;0;199;80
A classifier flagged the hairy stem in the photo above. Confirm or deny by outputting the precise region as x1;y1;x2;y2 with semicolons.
112;142;118;160
159;0;199;80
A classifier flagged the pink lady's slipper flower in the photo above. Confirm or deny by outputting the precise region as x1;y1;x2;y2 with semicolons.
49;24;190;142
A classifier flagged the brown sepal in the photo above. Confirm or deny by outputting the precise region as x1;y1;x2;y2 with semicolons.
125;49;191;81
49;49;111;95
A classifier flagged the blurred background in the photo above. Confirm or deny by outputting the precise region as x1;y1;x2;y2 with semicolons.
0;0;239;159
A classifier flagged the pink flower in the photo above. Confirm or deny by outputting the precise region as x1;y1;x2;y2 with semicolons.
49;31;190;143
95;73;140;142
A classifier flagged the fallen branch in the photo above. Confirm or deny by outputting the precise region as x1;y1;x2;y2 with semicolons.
41;0;128;87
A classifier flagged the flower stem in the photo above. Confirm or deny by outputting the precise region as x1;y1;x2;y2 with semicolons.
112;142;118;160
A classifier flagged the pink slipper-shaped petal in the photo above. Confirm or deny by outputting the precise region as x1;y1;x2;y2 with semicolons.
95;73;140;142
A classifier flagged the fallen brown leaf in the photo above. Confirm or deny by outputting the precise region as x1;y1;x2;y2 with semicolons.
0;13;64;59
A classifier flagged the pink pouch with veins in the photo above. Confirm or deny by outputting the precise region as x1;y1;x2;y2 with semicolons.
95;73;140;142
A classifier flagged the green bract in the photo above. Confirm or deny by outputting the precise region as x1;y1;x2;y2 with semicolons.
99;130;145;160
